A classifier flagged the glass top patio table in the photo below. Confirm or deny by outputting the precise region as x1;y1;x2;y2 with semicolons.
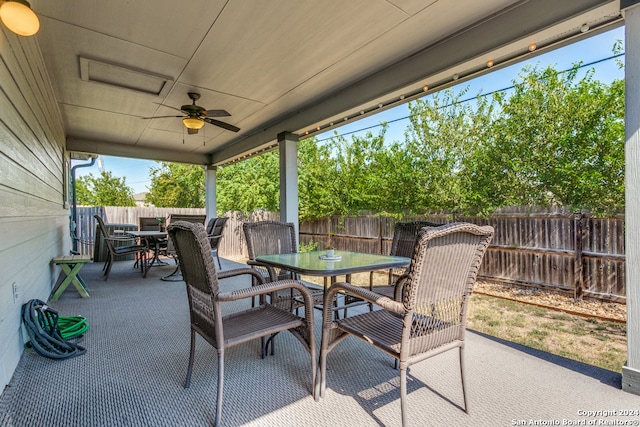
256;250;411;317
255;250;410;278
126;230;167;238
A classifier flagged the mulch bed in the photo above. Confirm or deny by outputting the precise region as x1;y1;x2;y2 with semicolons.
473;281;626;323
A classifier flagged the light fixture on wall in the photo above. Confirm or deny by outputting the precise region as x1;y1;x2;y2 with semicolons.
0;0;39;36
182;117;205;130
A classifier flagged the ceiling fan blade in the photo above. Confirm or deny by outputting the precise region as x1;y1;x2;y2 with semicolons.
204;118;240;133
141;115;184;119
152;102;185;113
206;109;231;117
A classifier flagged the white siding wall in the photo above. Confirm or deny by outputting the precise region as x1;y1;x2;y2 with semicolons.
0;27;67;389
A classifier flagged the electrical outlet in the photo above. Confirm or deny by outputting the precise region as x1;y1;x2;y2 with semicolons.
12;283;19;304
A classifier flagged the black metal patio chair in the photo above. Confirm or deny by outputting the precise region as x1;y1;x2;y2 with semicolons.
94;215;148;280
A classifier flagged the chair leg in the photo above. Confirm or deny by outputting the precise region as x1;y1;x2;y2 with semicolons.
368;271;374;312
215;350;224;427
103;252;111;273
269;333;276;356
142;252;148;278
185;329;196;388
459;346;468;413
251;276;255;308
319;352;326;398
213;249;222;269
104;257;113;281
400;367;408;427
261;333;277;358
319;338;329;398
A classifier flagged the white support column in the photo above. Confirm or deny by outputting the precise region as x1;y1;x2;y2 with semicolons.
204;165;218;223
623;1;640;395
278;132;299;237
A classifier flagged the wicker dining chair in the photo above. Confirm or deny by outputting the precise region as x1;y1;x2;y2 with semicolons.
167;221;317;426
369;220;441;303
320;222;494;427
206;217;228;269
94;215;148;280
243;220;323;310
161;214;207;281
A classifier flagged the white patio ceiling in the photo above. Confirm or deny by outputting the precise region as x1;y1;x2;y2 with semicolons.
32;0;623;166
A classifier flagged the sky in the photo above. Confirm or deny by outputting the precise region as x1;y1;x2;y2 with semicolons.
72;26;626;195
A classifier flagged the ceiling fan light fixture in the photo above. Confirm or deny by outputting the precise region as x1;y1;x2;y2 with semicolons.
0;0;39;36
183;117;204;130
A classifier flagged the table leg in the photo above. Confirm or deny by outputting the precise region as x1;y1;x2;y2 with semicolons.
161;262;183;282
145;238;169;267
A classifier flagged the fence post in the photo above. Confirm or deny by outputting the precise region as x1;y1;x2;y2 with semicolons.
573;212;584;300
378;217;383;255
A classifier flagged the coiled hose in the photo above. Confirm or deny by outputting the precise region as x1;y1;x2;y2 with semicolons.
58;315;89;339
21;299;87;359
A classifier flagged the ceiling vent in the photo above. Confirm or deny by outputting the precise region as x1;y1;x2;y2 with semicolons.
79;56;172;97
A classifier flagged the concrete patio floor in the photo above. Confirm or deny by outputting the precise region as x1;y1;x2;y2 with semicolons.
1;257;637;427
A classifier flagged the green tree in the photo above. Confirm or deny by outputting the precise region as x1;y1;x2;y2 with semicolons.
142;61;625;218
146;162;205;208
463;65;625;215
300;130;406;218
216;151;280;214
75;171;136;206
404;64;624;216
75;175;94;206
400;87;499;214
298;136;342;220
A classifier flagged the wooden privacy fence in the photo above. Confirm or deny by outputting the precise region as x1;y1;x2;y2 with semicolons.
458;207;625;303
298;207;626;303
75;206;625;302
74;206;277;264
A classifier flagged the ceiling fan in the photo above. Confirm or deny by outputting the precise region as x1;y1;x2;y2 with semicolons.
142;92;240;134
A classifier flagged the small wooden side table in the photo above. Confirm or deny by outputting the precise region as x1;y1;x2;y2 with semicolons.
50;255;91;301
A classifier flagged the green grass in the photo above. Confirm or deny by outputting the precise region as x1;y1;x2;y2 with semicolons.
297;269;628;373
467;294;627;373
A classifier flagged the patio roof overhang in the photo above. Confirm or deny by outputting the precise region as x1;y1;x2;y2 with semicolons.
31;0;640;396
33;0;623;166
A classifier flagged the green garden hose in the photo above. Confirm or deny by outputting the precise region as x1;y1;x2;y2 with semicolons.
21;300;86;359
57;316;89;339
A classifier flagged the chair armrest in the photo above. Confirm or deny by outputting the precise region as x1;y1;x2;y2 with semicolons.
324;282;405;322
246;259;278;282
104;236;138;244
217;279;316;321
217;267;266;286
393;273;410;301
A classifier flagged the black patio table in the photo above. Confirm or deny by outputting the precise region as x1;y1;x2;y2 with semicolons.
126;230;169;267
